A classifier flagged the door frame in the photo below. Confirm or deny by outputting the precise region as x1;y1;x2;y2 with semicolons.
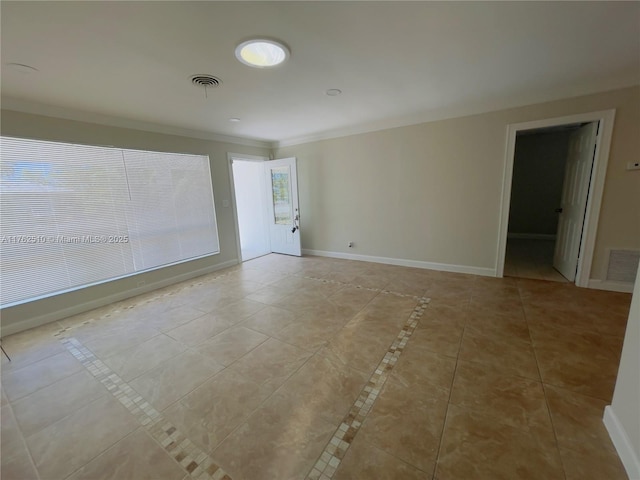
227;152;270;263
495;109;616;287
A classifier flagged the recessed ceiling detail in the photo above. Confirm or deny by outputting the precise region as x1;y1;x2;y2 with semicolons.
235;39;289;68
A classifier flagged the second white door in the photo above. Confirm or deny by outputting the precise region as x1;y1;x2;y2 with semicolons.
553;122;598;281
264;157;301;256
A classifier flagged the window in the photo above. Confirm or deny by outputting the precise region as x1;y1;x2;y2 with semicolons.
271;167;292;225
0;137;219;307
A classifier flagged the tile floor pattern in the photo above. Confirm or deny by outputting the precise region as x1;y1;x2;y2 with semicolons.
0;254;632;480
504;238;569;283
60;337;231;480
307;298;429;480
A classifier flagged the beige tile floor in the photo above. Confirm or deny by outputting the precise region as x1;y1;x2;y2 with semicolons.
0;254;632;480
505;238;570;283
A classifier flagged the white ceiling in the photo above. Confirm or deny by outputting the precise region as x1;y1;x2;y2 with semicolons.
2;1;639;146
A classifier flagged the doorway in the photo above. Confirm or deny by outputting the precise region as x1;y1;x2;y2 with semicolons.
230;156;271;262
229;154;302;262
505;123;596;282
496;110;616;287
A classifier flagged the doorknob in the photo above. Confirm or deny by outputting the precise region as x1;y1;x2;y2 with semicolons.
555;208;563;213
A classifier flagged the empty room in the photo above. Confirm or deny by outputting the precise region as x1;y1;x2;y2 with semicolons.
1;2;639;480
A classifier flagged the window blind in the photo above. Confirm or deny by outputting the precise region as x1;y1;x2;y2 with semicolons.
0;137;219;307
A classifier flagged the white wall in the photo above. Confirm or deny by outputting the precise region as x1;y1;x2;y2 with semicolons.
605;266;640;479
2;86;639;333
0;109;270;335
276;86;640;280
232;160;270;261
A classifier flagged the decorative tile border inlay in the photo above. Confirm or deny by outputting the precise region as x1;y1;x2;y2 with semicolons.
52;265;422;338
60;337;232;480
299;275;424;301
306;297;430;480
48;262;429;480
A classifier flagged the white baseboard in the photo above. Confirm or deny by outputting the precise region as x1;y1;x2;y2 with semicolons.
588;279;635;293
507;233;557;240
302;249;496;277
604;406;640;480
0;259;239;337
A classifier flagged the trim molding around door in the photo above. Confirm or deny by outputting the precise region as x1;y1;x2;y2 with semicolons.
495;109;616;288
227;152;269;263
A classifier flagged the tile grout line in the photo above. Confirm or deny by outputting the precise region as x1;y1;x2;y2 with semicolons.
298;274;425;300
37;267;426;480
52;269;421;339
305;296;431;480
1;395;42;480
59;337;232;480
517;283;569;480
430;297;471;480
203;279;426;461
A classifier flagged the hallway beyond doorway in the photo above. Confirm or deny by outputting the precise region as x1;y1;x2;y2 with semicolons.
505;238;569;283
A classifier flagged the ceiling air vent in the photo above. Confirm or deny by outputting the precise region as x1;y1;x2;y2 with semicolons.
190;75;222;88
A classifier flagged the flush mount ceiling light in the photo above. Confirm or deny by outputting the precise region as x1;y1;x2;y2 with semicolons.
229;118;241;122
235;39;289;68
326;89;342;96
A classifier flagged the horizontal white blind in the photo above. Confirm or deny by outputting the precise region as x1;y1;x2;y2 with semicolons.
0;137;219;307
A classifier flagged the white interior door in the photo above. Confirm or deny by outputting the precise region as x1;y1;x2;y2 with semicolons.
553;122;598;281
264;157;301;256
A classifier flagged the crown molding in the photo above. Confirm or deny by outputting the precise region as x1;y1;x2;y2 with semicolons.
3;81;638;152
0;97;276;149
275;82;640;149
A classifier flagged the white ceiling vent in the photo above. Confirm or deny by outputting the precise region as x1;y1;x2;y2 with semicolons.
190;75;222;88
606;249;640;283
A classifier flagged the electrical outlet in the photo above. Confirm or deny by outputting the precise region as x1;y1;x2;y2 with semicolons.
627;161;640;171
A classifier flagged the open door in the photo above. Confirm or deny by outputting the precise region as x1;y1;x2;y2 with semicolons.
264;157;301;256
553;122;598;281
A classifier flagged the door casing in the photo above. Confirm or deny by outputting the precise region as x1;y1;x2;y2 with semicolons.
496;109;616;287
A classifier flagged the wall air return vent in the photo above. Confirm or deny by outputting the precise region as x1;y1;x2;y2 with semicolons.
606;249;640;283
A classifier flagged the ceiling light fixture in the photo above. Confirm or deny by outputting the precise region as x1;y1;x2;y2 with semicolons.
326;89;342;96
229;118;241;122
235;39;289;68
